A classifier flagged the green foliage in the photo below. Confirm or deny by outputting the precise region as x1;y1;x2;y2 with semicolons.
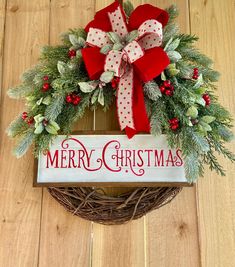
7;115;28;137
184;152;201;183
8;85;33;99
7;3;234;183
45;94;65;121
14;130;35;158
123;1;134;17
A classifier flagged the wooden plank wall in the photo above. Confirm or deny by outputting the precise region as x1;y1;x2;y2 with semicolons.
0;0;234;266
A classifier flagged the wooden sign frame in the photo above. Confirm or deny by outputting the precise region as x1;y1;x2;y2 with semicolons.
33;131;192;187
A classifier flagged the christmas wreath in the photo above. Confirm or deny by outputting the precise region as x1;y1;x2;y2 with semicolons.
7;1;234;183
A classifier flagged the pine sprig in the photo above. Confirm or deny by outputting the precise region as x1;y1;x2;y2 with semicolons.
14;130;35;158
45;94;65;121
184;152;200;182
7;115;28;137
8;85;33;99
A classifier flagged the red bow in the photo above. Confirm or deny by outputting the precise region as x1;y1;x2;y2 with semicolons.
82;1;170;138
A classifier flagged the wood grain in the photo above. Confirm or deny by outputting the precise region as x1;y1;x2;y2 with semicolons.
145;1;200;266
0;0;6;102
38;1;95;266
0;1;49;266
190;0;235;266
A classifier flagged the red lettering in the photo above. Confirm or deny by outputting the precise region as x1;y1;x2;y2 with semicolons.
136;150;144;167
61;150;67;168
154;149;164;166
68;150;76;168
46;150;59;168
166;150;175;167
175;149;183;166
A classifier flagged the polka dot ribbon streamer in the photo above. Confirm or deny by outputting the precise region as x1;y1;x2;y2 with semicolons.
82;1;170;138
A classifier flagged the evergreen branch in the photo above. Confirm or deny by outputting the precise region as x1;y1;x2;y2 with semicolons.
190;129;210;153
40;45;69;64
123;1;134;17
215;124;234;142
21;65;42;84
184;152;200;182
8;85;33;99
165;4;179;21
177;34;199;46
178;47;213;67
7;115;28;137
60;28;86;46
14;130;35;158
203;151;226;176
45;94;65;121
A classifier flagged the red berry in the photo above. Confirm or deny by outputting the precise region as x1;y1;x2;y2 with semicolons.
160;85;165;93
193;68;199;74
171;124;179;130
66;95;72;103
42;82;50;92
43;76;49;81
169;85;174;91
163;80;171;88
171;118;179;124
68;49;76;58
27;117;34;125
22;112;28;120
73;96;81;106
203;94;211;106
165;89;173;96
71;93;77;99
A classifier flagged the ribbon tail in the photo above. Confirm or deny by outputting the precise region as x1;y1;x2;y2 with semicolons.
117;67;135;135
132;74;150;135
124;75;150;138
117;67;150;139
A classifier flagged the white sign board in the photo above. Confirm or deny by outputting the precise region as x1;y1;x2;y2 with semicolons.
35;134;189;187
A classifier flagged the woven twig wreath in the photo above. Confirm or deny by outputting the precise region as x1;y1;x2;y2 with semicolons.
48;187;182;224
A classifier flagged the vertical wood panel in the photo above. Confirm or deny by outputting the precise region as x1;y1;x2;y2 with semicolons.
38;1;95;266
189;0;235;266
146;1;200;266
0;0;49;266
92;1;146;267
0;0;6;101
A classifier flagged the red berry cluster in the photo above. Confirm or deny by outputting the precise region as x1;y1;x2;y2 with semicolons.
66;93;81;106
42;76;50;92
192;68;199;80
68;49;76;59
111;77;120;89
22;112;34;125
160;80;175;96
22;111;28;120
169;117;179;131
202;93;211;106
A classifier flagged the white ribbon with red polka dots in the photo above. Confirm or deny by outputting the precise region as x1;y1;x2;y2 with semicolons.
86;6;163;131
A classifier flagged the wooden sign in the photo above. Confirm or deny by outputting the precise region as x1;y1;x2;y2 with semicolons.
34;133;190;187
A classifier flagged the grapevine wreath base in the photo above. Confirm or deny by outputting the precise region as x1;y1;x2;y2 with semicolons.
48;187;182;224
